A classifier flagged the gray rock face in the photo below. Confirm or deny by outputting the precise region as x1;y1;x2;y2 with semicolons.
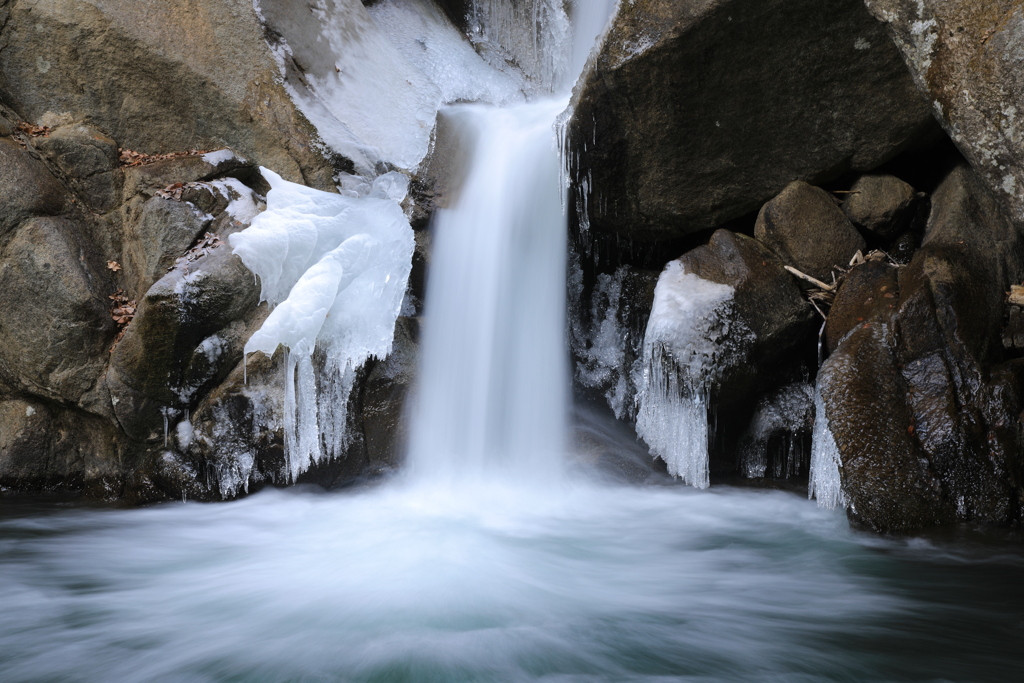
567;0;934;243
122;198;212;300
0;0;334;189
842;174;918;239
821;164;1024;531
0;137;69;235
361;317;419;469
864;0;1024;223
108;238;261;440
33;123;122;211
825;259;900;353
0;217;115;403
675;230;816;407
755;181;866;282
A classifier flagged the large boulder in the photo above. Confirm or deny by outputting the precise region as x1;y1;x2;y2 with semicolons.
819;164;1024;531
755;181;866;282
0;137;69;235
650;230;816;408
0;217;115;404
566;0;935;243
33;123;122;211
864;0;1024;223
0;0;334;188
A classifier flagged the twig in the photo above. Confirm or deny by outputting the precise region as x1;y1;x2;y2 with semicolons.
784;265;835;291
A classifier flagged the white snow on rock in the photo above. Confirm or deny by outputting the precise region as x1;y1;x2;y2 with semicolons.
635;261;747;489
229;167;414;480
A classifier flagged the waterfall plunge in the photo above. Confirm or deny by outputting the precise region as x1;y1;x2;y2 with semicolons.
407;100;570;484
406;0;617;484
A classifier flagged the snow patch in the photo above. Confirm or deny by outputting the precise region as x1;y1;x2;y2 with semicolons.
201;149;242;167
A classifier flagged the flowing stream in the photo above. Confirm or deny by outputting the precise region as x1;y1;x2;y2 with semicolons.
2;2;1024;682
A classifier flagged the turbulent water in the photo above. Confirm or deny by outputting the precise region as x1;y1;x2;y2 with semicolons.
2;485;1023;682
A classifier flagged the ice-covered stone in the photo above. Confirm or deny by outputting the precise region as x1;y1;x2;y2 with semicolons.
230;167;414;480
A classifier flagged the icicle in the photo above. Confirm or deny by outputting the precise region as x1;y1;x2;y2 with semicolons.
809;385;846;510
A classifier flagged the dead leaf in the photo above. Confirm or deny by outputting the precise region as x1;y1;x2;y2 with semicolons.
107;260;122;272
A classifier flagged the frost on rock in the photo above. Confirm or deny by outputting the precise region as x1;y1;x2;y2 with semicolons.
635;262;751;488
809;382;846;510
210;178;264;225
568;258;646;421
229;167;414;482
740;383;815;480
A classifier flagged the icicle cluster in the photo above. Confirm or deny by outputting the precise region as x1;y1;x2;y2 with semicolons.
230;168;414;481
635;262;751;488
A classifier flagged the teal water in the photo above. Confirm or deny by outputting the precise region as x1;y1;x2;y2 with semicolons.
1;480;1021;682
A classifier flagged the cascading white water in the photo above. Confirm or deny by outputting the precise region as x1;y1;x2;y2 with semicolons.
407;100;569;483
406;0;616;483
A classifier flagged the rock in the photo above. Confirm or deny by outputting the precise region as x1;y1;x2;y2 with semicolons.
673;230;816;407
33;123;122;211
0;137;69;236
825;260;900;352
122;197;212;300
361;317;419;468
820;164;1024;531
864;0;1024;223
0;398;124;494
108;240;261;440
180;352;287;501
818;322;954;532
120;150;257;201
569;261;659;421
0;0;334;189
739;382;815;481
841;174;918;239
0;217;115;404
567;0;934;243
755;181;866;282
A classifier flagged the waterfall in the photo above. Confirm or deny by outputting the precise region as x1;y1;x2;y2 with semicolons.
406;0;616;483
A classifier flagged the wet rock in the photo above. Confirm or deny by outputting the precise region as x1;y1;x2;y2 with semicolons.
0;137;69;235
864;0;1024;223
821;164;1024;531
0;0;334;189
567;0;934;243
569;261;659;421
740;383;815;481
361;317;419;468
180;352;286;501
825;260;900;353
675;230;816;407
33;123;122;211
0;398;124;494
108;240;261;440
841;174;918;239
890;231;919;264
0;218;115;404
755;181;866;282
818;322;954;532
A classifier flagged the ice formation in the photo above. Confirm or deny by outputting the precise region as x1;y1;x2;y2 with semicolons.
740;383;815;480
257;0;525;173
808;384;846;510
635;262;748;488
229;168;414;481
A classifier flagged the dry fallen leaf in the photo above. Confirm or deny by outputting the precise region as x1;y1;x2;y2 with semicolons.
107;260;122;272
